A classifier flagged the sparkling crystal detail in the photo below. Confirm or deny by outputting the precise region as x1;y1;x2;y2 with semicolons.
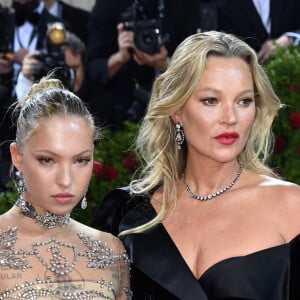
0;226;132;299
15;199;70;228
183;162;243;201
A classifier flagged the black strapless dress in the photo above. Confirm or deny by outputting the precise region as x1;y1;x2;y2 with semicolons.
92;187;300;300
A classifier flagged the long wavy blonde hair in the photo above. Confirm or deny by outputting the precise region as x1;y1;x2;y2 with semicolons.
121;31;282;235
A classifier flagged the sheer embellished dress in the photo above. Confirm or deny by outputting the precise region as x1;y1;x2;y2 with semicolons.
0;205;132;300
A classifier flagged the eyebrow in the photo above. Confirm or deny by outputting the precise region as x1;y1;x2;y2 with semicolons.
196;87;255;94
34;149;93;157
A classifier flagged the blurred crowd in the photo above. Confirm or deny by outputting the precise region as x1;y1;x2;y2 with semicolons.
1;0;300;191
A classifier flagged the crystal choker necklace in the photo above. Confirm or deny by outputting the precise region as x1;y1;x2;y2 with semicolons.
182;163;243;201
15;198;70;228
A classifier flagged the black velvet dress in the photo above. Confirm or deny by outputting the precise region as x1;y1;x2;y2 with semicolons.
92;187;300;300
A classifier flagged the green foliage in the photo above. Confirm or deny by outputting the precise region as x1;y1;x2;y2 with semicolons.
90;121;139;198
0;181;17;214
263;45;300;183
66;121;140;225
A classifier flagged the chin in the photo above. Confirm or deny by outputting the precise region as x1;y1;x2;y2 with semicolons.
48;206;73;216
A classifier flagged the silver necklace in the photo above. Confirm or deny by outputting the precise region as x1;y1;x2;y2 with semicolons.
182;163;243;201
15;198;70;228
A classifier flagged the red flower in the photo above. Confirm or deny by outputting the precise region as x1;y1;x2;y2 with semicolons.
122;152;139;172
274;135;287;153
290;112;300;129
93;160;104;176
288;84;299;92
105;165;118;180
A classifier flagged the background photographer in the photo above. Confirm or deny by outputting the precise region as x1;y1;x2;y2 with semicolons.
15;29;87;101
215;0;300;63
42;0;91;45
86;0;198;129
0;0;62;99
0;0;61;191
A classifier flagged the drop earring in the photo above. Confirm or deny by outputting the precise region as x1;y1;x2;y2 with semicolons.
16;173;29;213
81;191;87;210
174;122;185;150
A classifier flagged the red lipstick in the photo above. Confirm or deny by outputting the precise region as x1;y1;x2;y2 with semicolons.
215;132;239;145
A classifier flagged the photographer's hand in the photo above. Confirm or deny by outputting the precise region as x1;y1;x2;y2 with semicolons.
107;23;134;79
22;50;42;80
0;54;13;74
12;47;29;65
258;35;291;63
118;23;134;62
133;45;169;72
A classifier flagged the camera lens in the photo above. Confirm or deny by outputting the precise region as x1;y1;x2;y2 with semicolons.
142;28;159;45
135;27;161;54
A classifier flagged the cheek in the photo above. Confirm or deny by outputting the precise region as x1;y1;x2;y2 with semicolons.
83;167;93;185
182;112;211;143
75;164;93;187
23;167;48;194
246;107;256;125
183;108;214;131
242;110;256;137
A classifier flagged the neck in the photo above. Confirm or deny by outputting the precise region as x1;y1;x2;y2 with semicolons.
182;161;243;201
15;198;70;229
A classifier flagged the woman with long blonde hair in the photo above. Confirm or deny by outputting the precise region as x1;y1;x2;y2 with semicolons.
93;31;300;299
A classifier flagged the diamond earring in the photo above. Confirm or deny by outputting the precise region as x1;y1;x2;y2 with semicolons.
81;192;87;210
174;122;185;150
16;173;29;213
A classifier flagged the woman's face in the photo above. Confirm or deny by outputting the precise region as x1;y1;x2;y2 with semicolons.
11;115;94;215
173;55;256;163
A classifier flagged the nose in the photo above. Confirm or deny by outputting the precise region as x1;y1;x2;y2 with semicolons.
220;103;237;125
57;164;72;188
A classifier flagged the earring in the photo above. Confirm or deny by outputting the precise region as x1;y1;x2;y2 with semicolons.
81;192;87;210
16;173;29;213
174;122;185;150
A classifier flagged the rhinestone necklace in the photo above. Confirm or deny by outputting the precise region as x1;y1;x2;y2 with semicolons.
182;163;243;201
15;198;70;228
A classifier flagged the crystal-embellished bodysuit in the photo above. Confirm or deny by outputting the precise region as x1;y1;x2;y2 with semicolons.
0;208;132;300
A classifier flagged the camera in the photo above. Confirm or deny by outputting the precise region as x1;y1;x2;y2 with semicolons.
34;22;75;90
0;4;14;59
121;0;169;54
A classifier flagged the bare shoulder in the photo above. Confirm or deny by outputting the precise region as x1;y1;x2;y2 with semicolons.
259;175;300;201
72;219;125;251
241;171;300;199
0;208;18;229
258;175;300;240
